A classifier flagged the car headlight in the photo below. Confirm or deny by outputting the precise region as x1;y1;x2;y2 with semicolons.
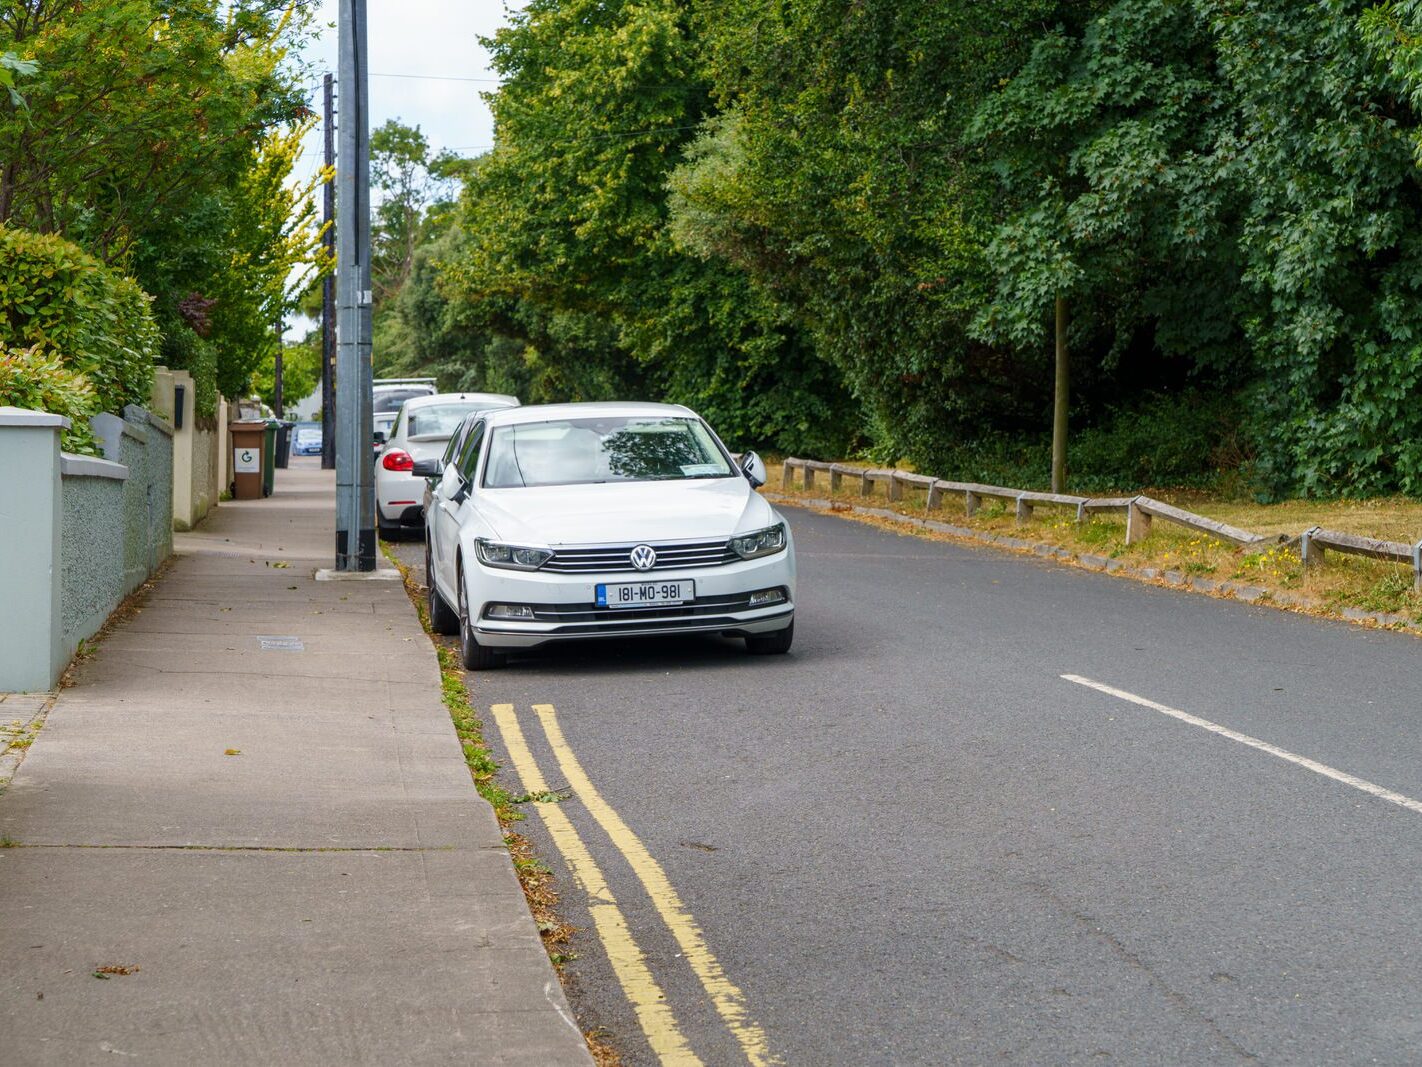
729;523;787;560
475;538;554;571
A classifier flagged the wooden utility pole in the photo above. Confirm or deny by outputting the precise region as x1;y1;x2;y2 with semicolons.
273;319;284;418
1051;296;1069;493
320;72;337;471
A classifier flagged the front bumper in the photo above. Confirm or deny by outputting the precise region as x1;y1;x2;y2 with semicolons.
468;551;795;648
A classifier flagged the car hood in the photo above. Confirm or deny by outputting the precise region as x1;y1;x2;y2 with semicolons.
475;478;774;545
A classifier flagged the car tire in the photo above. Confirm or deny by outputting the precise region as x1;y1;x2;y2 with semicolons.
457;560;506;670
377;511;402;542
745;621;794;655
427;544;460;636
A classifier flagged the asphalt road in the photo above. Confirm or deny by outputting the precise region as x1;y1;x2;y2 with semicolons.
392;503;1422;1065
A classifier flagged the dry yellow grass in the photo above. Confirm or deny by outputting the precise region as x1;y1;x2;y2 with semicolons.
767;461;1422;625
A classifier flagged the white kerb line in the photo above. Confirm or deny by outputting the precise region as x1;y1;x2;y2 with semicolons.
1062;674;1422;816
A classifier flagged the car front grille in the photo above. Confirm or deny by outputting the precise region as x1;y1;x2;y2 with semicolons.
540;539;738;573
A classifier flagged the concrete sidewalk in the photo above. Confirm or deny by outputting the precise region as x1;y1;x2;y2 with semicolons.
0;462;591;1065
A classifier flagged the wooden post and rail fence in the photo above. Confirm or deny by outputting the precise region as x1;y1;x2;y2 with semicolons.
779;458;1422;592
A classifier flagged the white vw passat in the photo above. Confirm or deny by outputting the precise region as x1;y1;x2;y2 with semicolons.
422;402;795;669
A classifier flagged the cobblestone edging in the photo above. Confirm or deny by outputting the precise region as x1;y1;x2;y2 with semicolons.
767;492;1422;636
0;691;56;792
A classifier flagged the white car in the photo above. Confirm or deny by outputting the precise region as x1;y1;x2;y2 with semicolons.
375;392;519;538
423;402;796;669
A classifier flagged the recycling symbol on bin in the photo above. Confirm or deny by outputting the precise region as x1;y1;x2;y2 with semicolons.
239;449;255;464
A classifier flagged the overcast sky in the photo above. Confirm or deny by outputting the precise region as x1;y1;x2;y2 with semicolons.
294;1;523;188
285;2;522;341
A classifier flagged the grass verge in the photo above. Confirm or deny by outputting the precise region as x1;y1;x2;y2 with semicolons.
768;461;1422;628
378;541;621;1067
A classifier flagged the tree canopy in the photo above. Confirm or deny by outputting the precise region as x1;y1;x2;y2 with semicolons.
0;0;326;416
366;0;1422;497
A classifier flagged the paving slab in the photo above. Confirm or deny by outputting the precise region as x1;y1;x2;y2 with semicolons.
0;462;590;1065
0;848;576;1066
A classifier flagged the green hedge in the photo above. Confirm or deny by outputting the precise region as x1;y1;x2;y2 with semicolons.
0;228;158;428
905;392;1243;495
0;343;103;455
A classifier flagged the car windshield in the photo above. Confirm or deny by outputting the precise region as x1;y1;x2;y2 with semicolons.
407;402;508;439
483;416;735;488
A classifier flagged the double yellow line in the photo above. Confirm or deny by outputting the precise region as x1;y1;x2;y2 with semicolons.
491;703;778;1067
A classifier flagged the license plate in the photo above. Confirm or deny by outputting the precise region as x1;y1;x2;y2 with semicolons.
596;580;694;609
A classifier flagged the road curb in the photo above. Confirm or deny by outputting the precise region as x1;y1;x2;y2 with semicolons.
767;492;1422;637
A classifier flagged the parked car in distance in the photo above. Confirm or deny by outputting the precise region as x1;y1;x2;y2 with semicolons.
291;422;323;456
421;401;794;669
373;411;397;454
373;378;436;417
372;378;436;450
376;392;520;539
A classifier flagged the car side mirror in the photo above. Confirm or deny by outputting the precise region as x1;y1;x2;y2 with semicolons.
439;464;465;500
740;450;767;488
412;457;442;478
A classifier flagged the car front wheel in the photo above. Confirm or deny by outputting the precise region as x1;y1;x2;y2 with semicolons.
427;543;460;636
745;621;793;655
457;560;506;670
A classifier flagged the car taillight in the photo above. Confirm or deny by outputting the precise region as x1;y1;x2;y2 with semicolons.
382;449;414;472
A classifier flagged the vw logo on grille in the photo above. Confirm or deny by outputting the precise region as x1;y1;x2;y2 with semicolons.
630;544;657;571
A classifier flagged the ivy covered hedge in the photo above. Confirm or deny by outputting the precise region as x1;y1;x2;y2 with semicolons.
0;228;159;453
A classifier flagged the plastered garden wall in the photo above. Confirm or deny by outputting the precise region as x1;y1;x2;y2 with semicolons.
0;405;174;691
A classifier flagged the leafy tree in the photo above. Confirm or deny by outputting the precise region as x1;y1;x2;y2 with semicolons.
0;1;307;256
367;119;468;380
1213;0;1422;496
966;1;1247;487
448;0;855;454
251;330;322;415
0;0;322;413
964;0;1422;497
370;119;459;306
404;0;1422;494
0;48;36;106
673;0;1095;470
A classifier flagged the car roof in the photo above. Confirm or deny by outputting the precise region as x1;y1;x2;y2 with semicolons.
401;391;519;411
483;401;697;427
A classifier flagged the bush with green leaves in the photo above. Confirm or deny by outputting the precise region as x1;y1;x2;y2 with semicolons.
0;227;158;419
909;392;1241;495
0;342;102;455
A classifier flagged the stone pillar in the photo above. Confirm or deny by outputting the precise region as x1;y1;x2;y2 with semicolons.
217;397;231;500
169;370;197;530
0;408;68;691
